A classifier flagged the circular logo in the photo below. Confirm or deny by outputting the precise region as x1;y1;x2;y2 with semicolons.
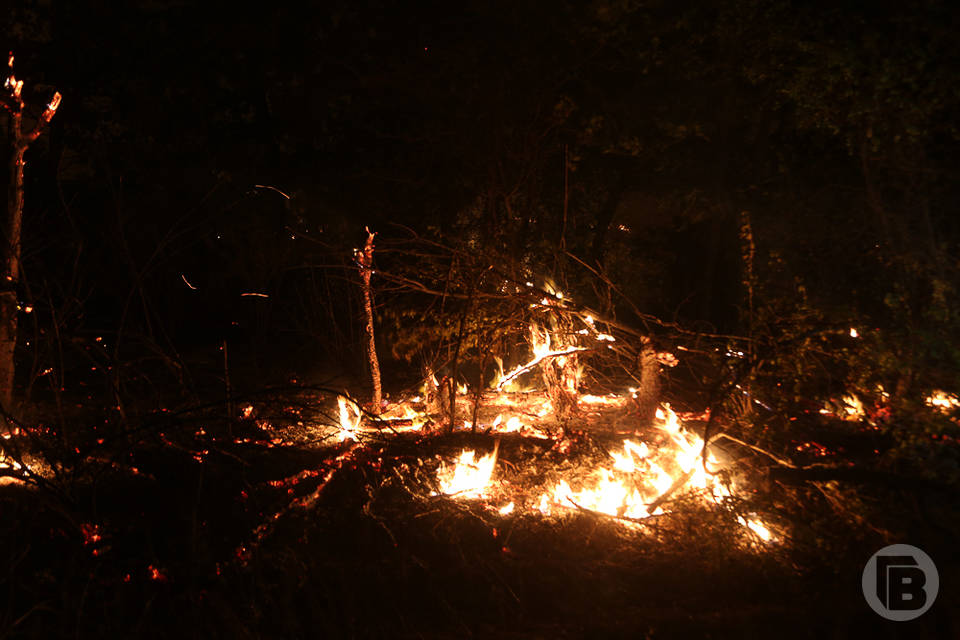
862;544;939;621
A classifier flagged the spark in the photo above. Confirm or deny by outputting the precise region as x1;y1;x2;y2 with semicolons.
181;274;197;290
241;293;269;298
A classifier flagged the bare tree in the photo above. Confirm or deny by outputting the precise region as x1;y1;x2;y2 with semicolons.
356;227;382;413
0;53;61;411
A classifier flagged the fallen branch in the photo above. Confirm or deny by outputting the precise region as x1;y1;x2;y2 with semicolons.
566;496;665;526
709;432;798;469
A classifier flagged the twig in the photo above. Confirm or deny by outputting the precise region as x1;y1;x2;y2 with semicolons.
709;432;798;469
566;496;665;526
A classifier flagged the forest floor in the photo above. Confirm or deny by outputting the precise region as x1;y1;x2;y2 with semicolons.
1;383;958;639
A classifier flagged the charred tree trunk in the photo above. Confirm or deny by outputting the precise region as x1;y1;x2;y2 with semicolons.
0;54;61;411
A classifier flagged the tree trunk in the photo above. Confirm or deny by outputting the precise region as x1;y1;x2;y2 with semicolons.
0;145;25;411
358;228;382;414
635;336;660;426
0;54;62;411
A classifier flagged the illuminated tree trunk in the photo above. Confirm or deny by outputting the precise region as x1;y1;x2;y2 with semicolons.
0;54;61;411
357;228;382;414
636;336;660;426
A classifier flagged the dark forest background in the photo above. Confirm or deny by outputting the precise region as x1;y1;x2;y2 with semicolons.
3;0;959;405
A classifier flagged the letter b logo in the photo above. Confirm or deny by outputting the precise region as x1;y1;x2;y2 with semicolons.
863;544;939;621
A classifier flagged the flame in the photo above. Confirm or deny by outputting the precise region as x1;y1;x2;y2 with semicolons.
427;398;771;540
495;323;586;391
532;405;729;520
841;394;865;420
737;516;773;542
926;390;960;413
336;396;361;442
407;297;775;541
435;446;499;498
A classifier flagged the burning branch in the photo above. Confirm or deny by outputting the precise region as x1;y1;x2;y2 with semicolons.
356;228;382;414
496;345;586;391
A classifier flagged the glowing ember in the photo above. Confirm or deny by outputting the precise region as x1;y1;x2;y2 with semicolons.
580;394;626;406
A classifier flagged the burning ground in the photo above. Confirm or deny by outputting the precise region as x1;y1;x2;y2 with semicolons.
2;370;958;638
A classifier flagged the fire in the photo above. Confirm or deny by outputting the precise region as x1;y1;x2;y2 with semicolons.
822;394;866;420
435;445;499;498
377;285;776;541
580;394;626;406
336;396;361;442
495;323;586;391
926;390;960;413
0;452;23;486
533;405;732;520
737;516;773;542
429;397;773;541
841;394;865;419
548;472;655;519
